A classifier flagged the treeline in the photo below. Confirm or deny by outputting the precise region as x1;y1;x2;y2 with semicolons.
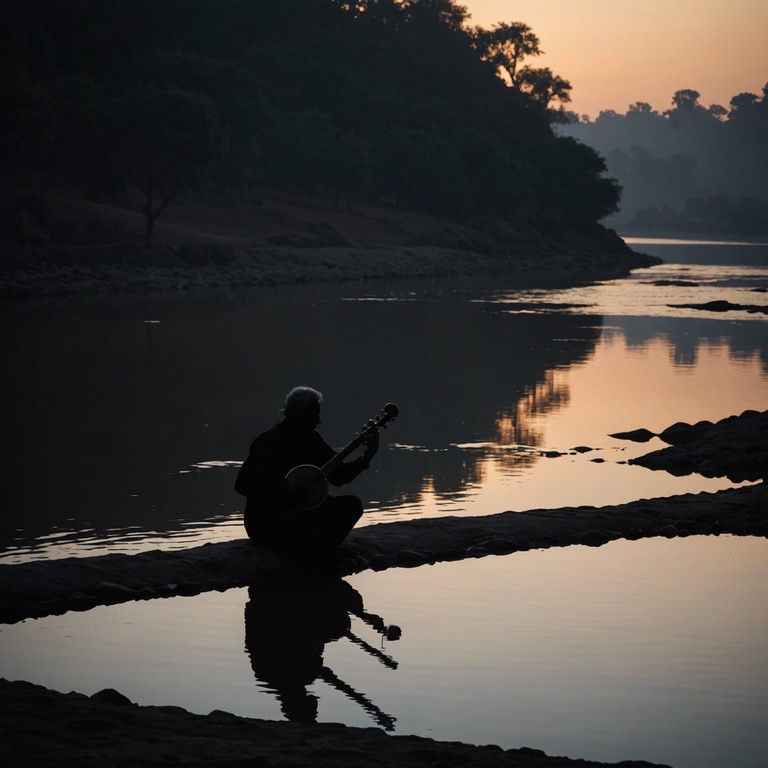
1;0;620;240
629;196;768;236
559;87;768;234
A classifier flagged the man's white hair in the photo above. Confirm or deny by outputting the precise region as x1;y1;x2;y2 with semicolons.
283;386;323;414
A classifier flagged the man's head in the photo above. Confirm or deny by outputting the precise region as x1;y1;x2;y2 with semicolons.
283;386;322;428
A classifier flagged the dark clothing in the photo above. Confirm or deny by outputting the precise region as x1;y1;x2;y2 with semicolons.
235;419;368;550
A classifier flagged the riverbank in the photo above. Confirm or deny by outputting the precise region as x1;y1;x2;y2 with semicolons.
2;482;765;624
1;174;658;297
0;678;667;768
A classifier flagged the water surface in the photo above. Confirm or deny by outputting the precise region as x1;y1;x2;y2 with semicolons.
1;239;766;561
2;535;765;768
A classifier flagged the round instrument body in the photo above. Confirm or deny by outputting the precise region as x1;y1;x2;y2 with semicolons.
284;464;329;509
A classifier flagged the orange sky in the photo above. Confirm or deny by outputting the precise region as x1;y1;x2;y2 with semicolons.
462;0;768;118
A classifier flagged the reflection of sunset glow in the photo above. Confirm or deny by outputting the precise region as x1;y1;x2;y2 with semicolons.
496;370;571;447
376;325;766;520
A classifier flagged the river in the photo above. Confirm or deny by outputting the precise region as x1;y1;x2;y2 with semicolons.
0;237;766;562
1;237;767;767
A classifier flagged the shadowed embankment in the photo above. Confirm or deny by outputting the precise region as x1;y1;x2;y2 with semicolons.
1;177;658;297
1;482;765;625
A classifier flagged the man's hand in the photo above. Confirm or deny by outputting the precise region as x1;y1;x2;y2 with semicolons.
362;428;380;461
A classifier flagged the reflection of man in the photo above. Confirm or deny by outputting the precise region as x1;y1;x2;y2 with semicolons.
244;577;398;729
235;387;378;551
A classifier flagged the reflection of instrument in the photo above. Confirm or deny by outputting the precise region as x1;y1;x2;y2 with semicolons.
285;403;399;510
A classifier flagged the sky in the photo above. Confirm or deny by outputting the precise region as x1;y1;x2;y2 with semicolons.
461;0;768;119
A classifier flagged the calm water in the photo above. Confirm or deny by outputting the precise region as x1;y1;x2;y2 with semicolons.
0;238;766;562
1;238;767;766
1;535;766;768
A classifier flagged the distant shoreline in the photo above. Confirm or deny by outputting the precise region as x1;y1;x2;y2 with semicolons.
1;176;659;298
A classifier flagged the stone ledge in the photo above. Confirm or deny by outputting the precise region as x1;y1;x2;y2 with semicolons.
1;483;765;624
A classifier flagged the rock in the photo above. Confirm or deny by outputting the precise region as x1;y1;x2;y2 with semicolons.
571;446;593;453
632;410;768;480
396;550;428;567
668;300;768;315
94;581;137;600
609;428;656;442
578;530;610;546
369;554;390;571
67;591;98;611
90;689;133;706
37;598;68;615
658;421;701;445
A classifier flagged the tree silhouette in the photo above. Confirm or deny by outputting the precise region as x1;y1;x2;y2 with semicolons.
3;0;622;234
518;66;572;108
473;21;542;86
669;89;701;111
102;84;220;242
560;83;768;230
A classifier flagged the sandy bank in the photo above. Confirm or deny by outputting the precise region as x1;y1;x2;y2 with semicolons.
1;176;658;296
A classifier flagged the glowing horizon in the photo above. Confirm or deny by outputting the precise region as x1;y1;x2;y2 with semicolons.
462;0;768;119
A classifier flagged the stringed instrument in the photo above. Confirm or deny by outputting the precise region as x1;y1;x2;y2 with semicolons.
285;402;399;510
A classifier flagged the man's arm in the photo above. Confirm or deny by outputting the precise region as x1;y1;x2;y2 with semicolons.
327;430;379;486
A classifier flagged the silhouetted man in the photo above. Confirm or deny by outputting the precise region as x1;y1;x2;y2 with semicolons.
235;386;378;551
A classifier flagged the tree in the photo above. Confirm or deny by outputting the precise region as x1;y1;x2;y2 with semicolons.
100;83;220;241
517;66;572;108
542;137;621;225
729;92;759;113
670;89;701;110
403;0;469;31
267;109;372;204
473;21;541;86
627;101;657;115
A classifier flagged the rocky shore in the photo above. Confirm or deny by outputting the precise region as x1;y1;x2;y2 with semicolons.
0;678;668;768
1;482;765;625
1;176;658;297
626;409;768;482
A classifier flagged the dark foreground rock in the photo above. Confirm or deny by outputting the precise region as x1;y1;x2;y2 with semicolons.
0;679;668;768
1;483;766;624
627;410;768;482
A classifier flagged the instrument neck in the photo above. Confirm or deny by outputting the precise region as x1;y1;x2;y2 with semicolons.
321;431;368;475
